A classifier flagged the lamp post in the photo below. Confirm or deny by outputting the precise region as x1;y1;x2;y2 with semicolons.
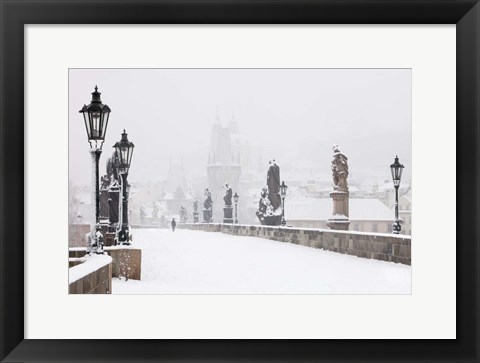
390;155;404;234
233;192;239;224
280;181;288;226
79;86;111;254
114;130;135;245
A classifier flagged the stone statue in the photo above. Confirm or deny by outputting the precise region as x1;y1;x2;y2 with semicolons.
106;151;120;183
256;160;282;225
99;175;110;220
179;204;187;223
331;145;349;191
258;186;273;216
203;188;212;210
100;175;110;189
223;183;233;206
193;197;199;223
203;188;213;223
267;160;281;210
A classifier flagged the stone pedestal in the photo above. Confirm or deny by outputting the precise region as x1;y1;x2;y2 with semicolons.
104;232;116;246
327;190;350;231
193;212;199;223
203;208;212;223
223;206;233;224
108;186;120;226
100;188;109;220
99;223;109;239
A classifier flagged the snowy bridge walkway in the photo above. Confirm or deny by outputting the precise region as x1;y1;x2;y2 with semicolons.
113;228;411;294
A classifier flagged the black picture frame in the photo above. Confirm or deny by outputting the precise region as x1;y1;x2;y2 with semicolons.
1;1;478;362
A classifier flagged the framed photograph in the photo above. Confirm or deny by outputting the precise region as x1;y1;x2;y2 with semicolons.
1;0;477;362
68;68;413;295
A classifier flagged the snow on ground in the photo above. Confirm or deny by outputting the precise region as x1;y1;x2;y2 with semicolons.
112;228;411;294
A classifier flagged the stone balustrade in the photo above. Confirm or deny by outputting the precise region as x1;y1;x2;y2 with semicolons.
178;223;411;265
69;254;113;294
69;247;142;280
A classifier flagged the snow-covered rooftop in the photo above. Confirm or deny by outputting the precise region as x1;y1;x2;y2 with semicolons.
400;190;412;204
286;197;394;221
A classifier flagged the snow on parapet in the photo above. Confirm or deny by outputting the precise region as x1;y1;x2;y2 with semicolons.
69;254;112;284
180;222;411;239
104;245;135;250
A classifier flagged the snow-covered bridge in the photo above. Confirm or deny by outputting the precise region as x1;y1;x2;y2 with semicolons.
112;228;411;294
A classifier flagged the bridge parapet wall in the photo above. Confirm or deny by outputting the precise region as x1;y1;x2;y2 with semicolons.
69;254;112;294
178;223;411;265
70;247;142;280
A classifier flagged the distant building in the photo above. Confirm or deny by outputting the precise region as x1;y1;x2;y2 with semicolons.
128;181;165;225
398;190;412;236
162;158;193;218
68;187;93;247
165;157;188;194
297;181;366;199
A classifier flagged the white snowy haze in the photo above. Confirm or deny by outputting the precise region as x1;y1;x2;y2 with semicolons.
69;68;411;186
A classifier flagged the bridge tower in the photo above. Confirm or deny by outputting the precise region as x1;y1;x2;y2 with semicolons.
207;110;241;222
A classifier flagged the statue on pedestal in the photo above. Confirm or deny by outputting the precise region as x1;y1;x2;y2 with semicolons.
331;145;349;191
257;186;272;217
223;183;233;206
204;188;212;210
106;152;120;233
101;175;110;190
203;188;213;223
256;160;282;225
267;160;281;210
193;197;199;223
179;204;187;223
327;145;350;230
99;174;110;222
223;183;234;223
106;151;120;184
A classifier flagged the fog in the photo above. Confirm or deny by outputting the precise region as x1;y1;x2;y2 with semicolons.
69;68;411;187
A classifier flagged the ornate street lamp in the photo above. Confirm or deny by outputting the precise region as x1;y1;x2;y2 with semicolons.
114;130;135;244
280;181;288;226
79;86;111;254
233;192;239;224
390;155;404;234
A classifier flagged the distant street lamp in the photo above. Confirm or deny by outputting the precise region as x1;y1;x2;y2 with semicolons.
280;181;288;226
79;86;111;254
114;129;135;245
233;192;239;224
390;155;404;234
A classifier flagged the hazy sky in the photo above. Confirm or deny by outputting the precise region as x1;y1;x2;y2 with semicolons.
69;68;411;186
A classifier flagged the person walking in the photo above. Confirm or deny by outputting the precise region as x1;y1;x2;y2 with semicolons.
171;218;177;232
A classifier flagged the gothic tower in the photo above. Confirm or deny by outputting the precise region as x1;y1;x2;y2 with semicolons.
207;110;241;222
